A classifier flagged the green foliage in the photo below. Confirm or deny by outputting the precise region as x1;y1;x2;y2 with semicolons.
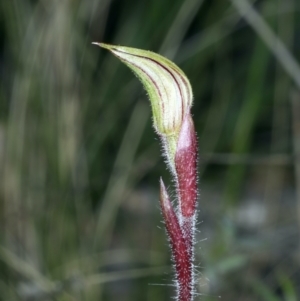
0;0;299;300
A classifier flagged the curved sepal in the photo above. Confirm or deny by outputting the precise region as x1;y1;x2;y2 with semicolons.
93;42;193;164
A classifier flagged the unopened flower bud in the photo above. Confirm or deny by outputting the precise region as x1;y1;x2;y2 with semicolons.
93;43;193;165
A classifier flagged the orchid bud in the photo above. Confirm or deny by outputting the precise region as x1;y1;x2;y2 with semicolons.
95;43;199;301
93;43;193;165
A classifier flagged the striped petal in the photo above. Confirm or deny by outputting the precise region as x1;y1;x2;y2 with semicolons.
93;43;193;164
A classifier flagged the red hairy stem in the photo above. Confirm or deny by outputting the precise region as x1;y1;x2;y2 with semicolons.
160;114;198;301
175;114;198;260
161;113;197;301
160;180;193;301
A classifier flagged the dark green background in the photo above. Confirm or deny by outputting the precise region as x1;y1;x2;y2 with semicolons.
0;0;299;300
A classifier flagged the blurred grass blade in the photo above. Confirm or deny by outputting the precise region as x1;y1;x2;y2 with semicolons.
224;5;270;204
230;0;300;90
